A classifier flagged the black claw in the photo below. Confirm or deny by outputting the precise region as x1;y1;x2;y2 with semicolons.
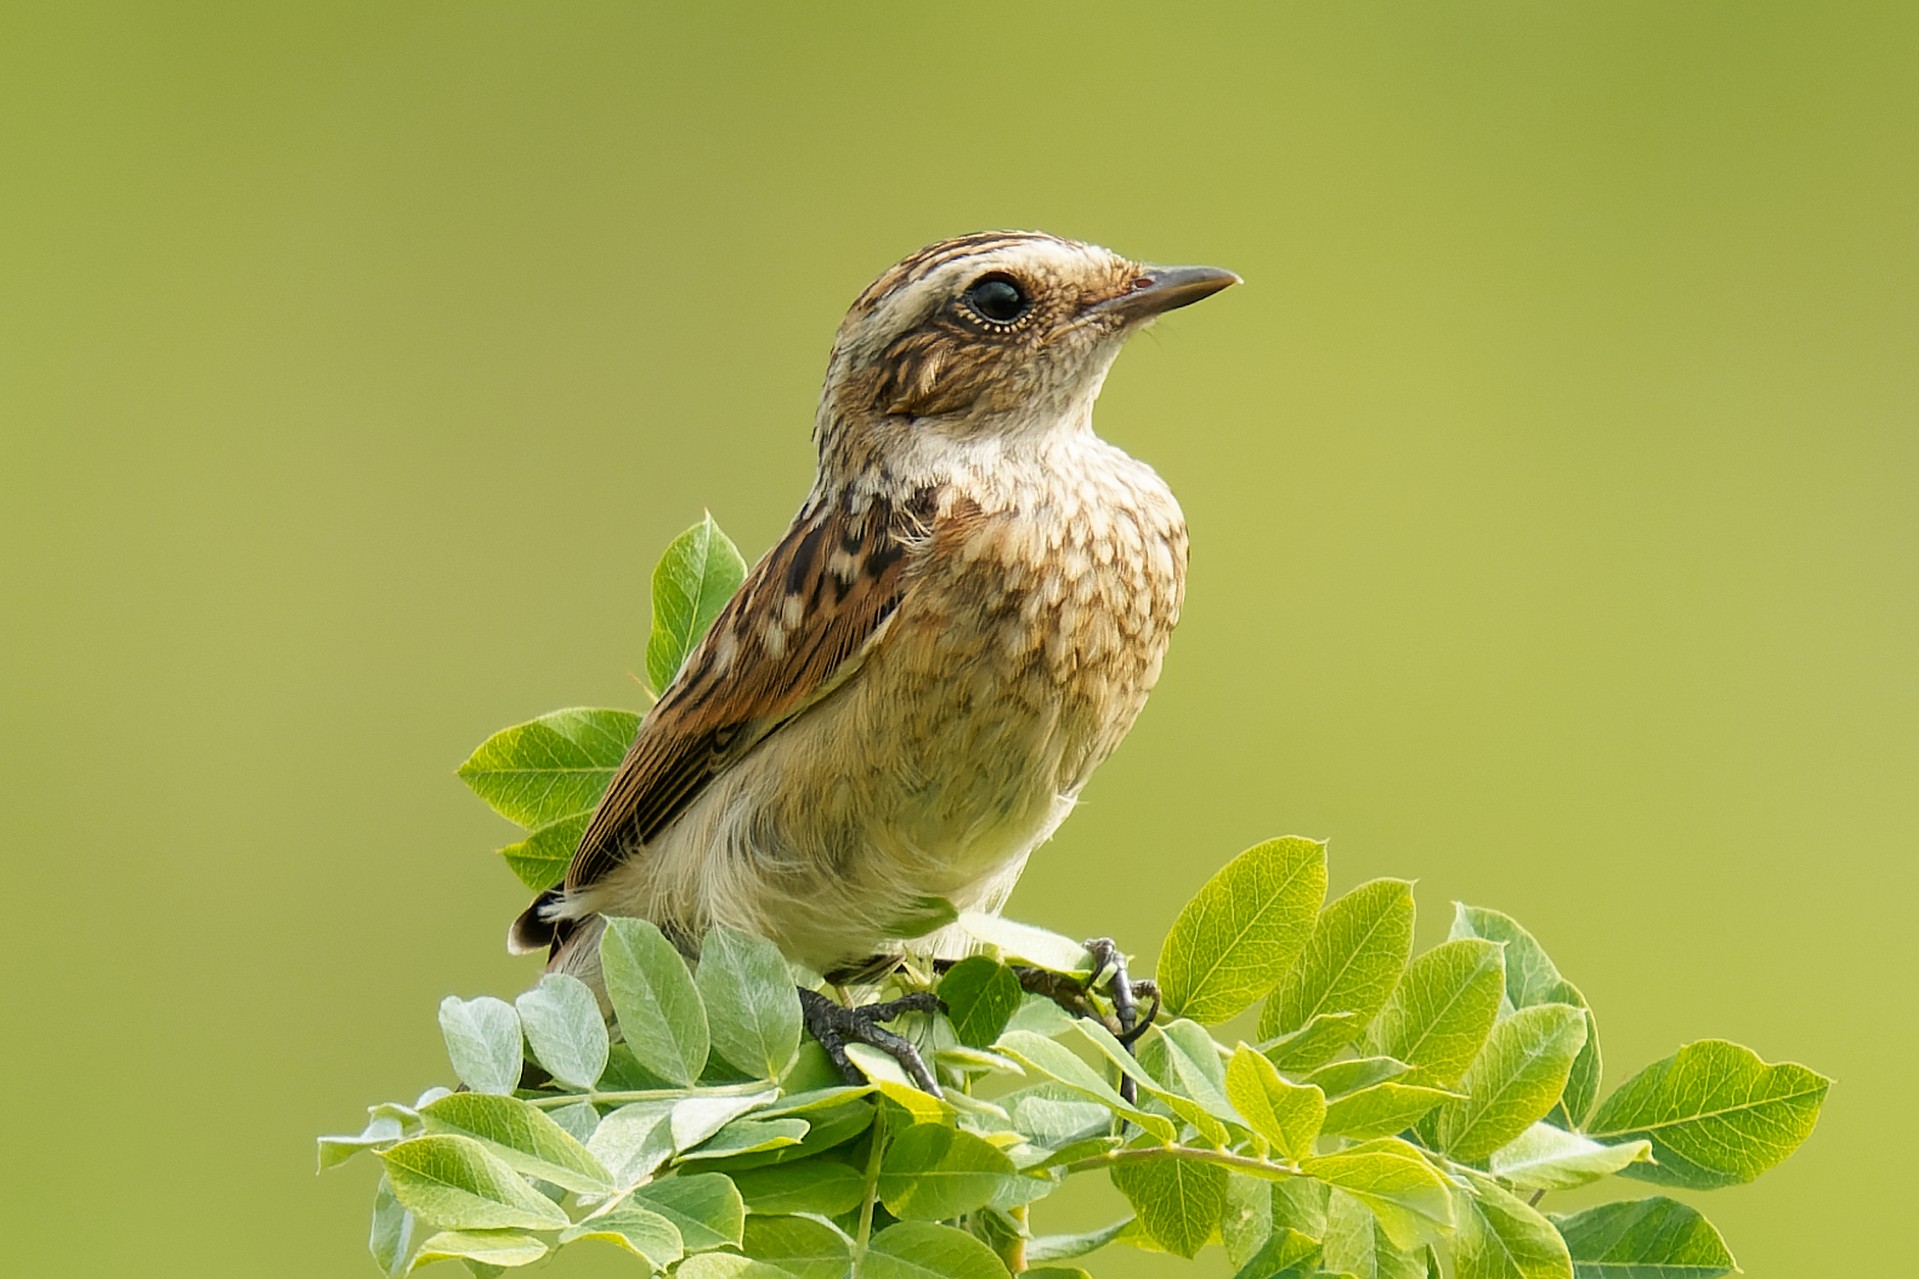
1009;939;1162;1105
1119;980;1162;1049
1083;938;1148;1103
798;988;945;1099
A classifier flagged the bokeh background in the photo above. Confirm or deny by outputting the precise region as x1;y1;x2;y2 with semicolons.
5;3;1912;1274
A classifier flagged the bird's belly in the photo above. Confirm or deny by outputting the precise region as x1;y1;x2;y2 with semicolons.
583;681;1076;976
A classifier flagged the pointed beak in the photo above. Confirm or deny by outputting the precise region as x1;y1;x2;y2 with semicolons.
1093;264;1242;320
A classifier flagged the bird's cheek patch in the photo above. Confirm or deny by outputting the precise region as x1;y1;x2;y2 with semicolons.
874;330;987;418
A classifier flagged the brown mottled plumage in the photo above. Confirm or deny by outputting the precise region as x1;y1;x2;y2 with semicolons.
513;231;1237;986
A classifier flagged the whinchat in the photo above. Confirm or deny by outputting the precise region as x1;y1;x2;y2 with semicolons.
512;231;1238;1004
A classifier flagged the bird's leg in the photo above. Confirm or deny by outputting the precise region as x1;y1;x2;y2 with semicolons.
1082;937;1162;1047
798;988;946;1100
1013;938;1162;1104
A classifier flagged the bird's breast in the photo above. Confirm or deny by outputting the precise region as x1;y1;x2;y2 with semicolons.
851;443;1188;822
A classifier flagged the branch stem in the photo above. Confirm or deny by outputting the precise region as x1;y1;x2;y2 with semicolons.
851;1105;890;1276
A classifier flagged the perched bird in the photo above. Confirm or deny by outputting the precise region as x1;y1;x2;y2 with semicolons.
512;231;1236;1082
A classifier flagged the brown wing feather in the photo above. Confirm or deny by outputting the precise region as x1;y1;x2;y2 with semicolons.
560;489;933;900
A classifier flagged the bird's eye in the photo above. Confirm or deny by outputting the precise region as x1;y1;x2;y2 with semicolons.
961;273;1030;325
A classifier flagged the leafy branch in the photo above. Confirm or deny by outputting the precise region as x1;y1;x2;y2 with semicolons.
322;517;1829;1279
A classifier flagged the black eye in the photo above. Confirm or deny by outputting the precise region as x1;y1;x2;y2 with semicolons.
962;273;1030;324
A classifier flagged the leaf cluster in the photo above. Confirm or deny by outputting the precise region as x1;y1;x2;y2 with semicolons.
324;838;1827;1279
324;517;1829;1277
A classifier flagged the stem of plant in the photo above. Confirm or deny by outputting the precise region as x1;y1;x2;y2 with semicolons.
1008;1204;1029;1272
852;1104;890;1276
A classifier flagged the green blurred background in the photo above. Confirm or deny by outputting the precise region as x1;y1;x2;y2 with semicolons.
4;2;1912;1274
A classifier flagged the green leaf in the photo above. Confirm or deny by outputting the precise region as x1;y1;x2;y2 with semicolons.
1299;1138;1452;1252
670;1091;781;1152
437;996;523;1097
1271;1178;1332;1240
956;912;1094;975
1364;939;1505;1088
646;513;748;690
879;1122;1023;1220
420;1092;611;1194
600;915;710;1086
998;1030;1178;1142
544;1100;599;1145
319;1112;407;1171
864;1221;1011;1279
1139;1019;1240;1129
679;1117;810;1162
370;1177;416;1278
1158;836;1328;1024
586;1099;677;1187
730;1158;866;1215
1226;1179;1331;1269
1303;1057;1412;1098
846;1045;958;1124
696;923;803;1080
378;1136;569;1232
1260;879;1415;1067
1449;904;1603;1127
676;1255;801;1279
1068;1018;1235;1147
1020;1134;1123;1173
1551;1197;1737;1278
938;956;1024;1048
497;812;587;892
624;1172;747;1252
1320;1081;1457;1141
1586;1039;1829;1189
1433;1003;1588;1161
513;972;609;1091
1554;1005;1603;1133
937;1045;1023;1079
1109;1156;1231;1259
558;1204;684;1269
1322;1188;1425;1279
1261;1011;1366;1072
1224;1177;1275;1268
409;1230;547;1271
1025;1218;1133;1264
753;1097;873;1164
1009;1089;1114;1149
1452;1169;1572;1279
1226;1043;1326;1160
742;1214;853;1279
456;707;637;828
757;1085;875;1119
1231;1225;1328;1278
1446;904;1561;1008
1488;1123;1651;1191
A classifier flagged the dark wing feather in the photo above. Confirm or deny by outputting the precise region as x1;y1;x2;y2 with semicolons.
508;490;933;953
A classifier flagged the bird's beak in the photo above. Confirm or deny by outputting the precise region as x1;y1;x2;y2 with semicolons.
1092;264;1242;320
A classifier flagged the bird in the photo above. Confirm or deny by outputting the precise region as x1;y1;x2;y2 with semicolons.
510;230;1237;1086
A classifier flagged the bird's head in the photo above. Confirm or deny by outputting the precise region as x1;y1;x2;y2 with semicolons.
816;231;1237;469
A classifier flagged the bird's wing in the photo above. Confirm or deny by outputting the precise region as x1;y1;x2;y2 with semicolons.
564;489;935;901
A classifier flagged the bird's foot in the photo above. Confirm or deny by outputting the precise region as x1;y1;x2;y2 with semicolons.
798;988;946;1100
1015;937;1161;1103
